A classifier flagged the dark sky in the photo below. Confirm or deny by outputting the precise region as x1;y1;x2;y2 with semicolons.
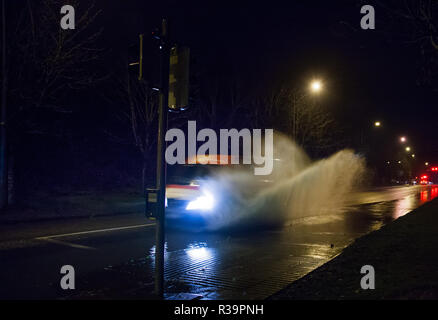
94;0;438;162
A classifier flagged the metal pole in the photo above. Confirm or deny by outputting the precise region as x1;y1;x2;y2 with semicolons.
0;0;8;209
155;18;169;299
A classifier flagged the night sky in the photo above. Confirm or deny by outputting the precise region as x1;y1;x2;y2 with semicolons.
76;0;437;167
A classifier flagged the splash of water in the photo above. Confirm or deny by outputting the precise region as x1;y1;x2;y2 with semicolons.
200;133;365;230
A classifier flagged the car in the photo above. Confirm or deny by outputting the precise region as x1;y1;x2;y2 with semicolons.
146;154;280;231
164;155;245;229
418;167;438;185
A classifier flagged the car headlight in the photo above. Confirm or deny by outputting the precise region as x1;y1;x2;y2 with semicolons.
186;190;215;211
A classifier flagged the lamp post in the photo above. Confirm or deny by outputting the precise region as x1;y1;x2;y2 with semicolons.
291;79;324;139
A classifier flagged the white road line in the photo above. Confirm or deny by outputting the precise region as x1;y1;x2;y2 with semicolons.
38;238;96;250
34;223;155;240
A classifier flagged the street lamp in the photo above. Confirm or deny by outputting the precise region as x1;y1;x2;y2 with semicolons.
310;80;322;93
411;154;415;158
374;121;381;127
400;136;406;143
405;146;411;152
425;162;429;166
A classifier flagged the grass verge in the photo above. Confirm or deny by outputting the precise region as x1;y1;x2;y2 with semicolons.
0;189;144;223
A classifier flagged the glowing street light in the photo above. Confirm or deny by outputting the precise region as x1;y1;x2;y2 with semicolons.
310;80;322;93
405;146;411;152
400;136;406;143
425;162;429;166
411;154;415;158
374;121;381;127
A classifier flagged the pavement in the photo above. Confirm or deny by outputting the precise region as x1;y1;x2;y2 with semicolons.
270;192;438;300
0;185;437;300
0;190;144;224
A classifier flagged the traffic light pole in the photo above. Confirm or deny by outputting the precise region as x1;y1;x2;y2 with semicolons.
155;19;169;299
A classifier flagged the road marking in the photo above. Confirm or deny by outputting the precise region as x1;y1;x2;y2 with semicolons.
38;238;96;250
34;223;155;240
291;243;332;247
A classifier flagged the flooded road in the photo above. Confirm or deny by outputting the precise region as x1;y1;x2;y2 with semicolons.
162;185;438;299
0;185;437;299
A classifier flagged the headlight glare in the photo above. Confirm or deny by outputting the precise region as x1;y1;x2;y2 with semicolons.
186;190;215;211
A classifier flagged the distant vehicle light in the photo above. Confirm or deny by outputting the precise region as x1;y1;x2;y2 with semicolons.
186;190;215;211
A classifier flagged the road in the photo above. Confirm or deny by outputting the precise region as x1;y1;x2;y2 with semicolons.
0;185;437;300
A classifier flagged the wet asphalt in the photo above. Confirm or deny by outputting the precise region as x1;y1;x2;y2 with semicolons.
0;185;437;299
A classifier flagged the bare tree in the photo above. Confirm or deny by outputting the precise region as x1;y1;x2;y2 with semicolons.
359;0;438;88
199;71;246;130
115;67;159;190
9;0;103;117
372;0;438;47
286;89;335;151
249;85;337;155
4;0;103;202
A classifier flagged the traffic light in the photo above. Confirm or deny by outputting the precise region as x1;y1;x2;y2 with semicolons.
168;46;190;111
128;34;160;87
128;34;144;80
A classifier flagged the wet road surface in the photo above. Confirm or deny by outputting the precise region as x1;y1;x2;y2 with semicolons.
0;185;437;299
